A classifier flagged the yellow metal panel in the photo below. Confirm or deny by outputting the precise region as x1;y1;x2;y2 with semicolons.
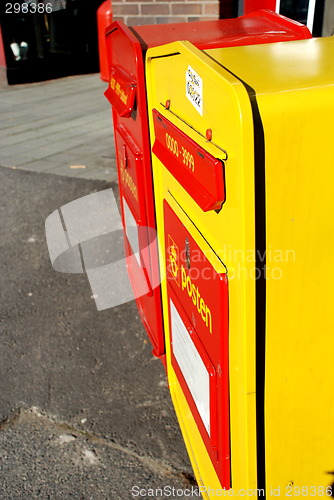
205;37;334;95
263;68;334;495
204;37;334;495
146;41;257;495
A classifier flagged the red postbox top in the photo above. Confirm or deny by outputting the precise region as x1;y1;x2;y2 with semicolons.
132;9;311;51
105;10;311;137
105;10;311;128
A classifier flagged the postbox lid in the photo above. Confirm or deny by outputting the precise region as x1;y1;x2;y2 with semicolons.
133;10;310;51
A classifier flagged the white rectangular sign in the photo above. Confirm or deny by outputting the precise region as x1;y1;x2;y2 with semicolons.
170;299;210;435
122;197;140;267
186;65;203;116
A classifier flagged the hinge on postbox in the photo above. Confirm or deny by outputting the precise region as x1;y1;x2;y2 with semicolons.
185;238;191;269
123;144;128;169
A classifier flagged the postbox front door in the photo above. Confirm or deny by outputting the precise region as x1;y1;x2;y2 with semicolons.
164;198;230;488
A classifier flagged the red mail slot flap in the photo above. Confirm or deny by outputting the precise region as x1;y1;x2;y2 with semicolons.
152;109;226;211
104;65;137;117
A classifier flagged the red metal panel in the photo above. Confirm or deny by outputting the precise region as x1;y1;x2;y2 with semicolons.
105;22;166;358
244;0;277;15
97;0;113;82
133;10;311;49
0;27;6;69
164;200;230;488
152;110;226;212
244;9;311;38
114;121;165;356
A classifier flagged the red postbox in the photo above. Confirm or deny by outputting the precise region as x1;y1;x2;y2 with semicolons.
0;27;6;84
104;11;311;362
244;0;276;14
97;0;113;82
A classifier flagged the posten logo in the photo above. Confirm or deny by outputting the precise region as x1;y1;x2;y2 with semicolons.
181;266;212;334
167;235;180;286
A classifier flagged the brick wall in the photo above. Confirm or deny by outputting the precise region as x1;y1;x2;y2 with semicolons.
110;0;220;26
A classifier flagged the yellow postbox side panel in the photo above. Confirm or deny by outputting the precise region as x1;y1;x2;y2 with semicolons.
264;84;334;497
205;37;334;495
146;41;257;495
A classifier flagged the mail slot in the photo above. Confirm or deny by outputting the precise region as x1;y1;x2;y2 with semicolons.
105;12;311;361
153;111;226;211
146;37;334;497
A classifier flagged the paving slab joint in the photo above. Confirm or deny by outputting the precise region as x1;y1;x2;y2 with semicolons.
0;406;196;485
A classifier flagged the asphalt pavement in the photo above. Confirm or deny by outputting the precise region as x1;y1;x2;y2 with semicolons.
0;75;200;499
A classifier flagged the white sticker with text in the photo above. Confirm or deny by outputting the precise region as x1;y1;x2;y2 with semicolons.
186;65;203;116
122;197;140;267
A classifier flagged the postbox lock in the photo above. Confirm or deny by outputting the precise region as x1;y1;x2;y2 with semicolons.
165;100;171;110
206;128;213;141
185;238;191;269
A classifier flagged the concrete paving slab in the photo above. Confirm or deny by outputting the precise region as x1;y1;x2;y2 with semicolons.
1;153;44;167
0;74;115;182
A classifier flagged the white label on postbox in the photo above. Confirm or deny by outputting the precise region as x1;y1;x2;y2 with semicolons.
170;299;210;435
186;65;203;116
122;197;140;266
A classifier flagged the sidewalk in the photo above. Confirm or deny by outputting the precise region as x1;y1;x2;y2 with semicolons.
0;74;116;181
0;75;200;499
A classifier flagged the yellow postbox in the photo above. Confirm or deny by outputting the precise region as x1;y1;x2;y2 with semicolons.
146;37;334;498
